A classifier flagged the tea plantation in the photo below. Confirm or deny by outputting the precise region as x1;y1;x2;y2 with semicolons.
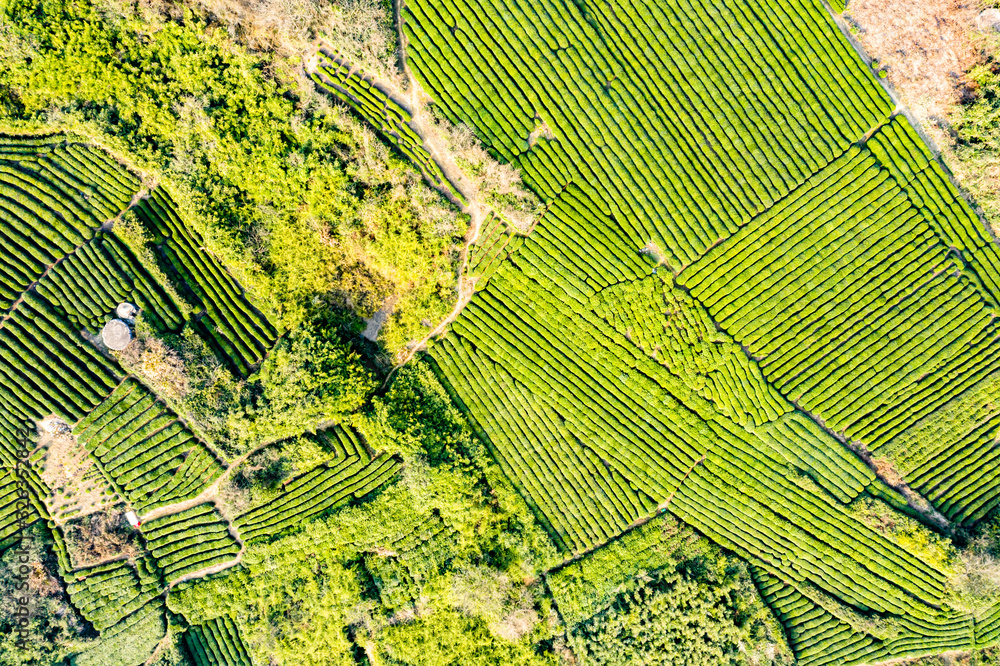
2;0;1000;664
411;0;1000;662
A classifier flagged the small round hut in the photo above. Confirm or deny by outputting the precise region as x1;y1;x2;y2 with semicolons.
116;302;138;320
101;319;132;351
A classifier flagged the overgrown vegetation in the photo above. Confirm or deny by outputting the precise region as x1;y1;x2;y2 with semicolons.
0;0;464;358
0;525;94;665
951;30;1000;231
167;364;784;666
12;0;1000;663
568;567;776;666
170;363;555;664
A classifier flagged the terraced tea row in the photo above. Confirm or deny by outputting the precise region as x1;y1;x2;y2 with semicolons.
679;125;998;450
142;504;240;583
590;277;787;428
63;557;167;666
0;132;279;585
0;132;278;428
753;567;979;666
0;292;119;423
133;189;277;376
878;372;1000;525
0;137;137;312
75;379;225;513
402;0;891;267
430;230;962;657
407;0;1000;658
0;466;38;547
310;47;465;205
234;426;401;543
677;117;1000;526
433;333;652;552
0;132;292;666
467;213;525;286
37;233;184;333
185;615;253;666
866;117;1000;309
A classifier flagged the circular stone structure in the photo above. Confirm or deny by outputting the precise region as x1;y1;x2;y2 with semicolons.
116;301;138;320
978;8;1000;32
101;319;132;351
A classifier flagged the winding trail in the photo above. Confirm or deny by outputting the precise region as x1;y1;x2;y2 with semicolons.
305;3;538;379
303;41;487;378
139;438;273;524
117;438;274;590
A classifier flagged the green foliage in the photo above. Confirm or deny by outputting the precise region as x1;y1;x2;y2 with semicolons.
551;516;789;666
382;361;480;464
148;629;196;666
171;375;560;664
0;0;464;353
241;319;377;441
378;609;556;666
0;525;94;665
958;60;1000;148
156;313;375;455
849;496;958;576
567;569;760;666
235;447;294;490
548;515;715;627
947;45;1000;227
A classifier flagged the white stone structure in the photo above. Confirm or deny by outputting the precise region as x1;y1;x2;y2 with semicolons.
101;319;132;351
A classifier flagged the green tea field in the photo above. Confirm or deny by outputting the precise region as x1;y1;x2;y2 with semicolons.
3;0;1000;663
408;0;1000;662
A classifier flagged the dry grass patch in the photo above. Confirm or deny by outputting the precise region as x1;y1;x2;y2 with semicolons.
36;419;118;525
846;0;985;121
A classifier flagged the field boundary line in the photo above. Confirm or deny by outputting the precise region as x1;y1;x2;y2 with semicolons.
138;435;278;524
820;0;1000;245
539;453;707;584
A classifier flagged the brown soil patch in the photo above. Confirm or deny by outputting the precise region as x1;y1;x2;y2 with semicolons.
845;0;985;122
363;294;398;342
115;333;188;404
36;418;117;524
873;456;904;486
63;509;141;569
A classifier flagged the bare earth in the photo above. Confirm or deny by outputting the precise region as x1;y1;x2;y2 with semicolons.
36;417;118;524
846;0;983;124
844;0;1000;232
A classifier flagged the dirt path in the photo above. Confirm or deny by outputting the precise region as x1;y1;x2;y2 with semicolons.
139;437;274;524
166;518;246;590
305;34;499;375
381;259;478;388
378;0;503;379
131;442;261;589
307;24;516;378
142;630;172;666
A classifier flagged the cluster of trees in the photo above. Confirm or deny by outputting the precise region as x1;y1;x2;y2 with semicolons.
0;524;94;665
0;0;465;357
